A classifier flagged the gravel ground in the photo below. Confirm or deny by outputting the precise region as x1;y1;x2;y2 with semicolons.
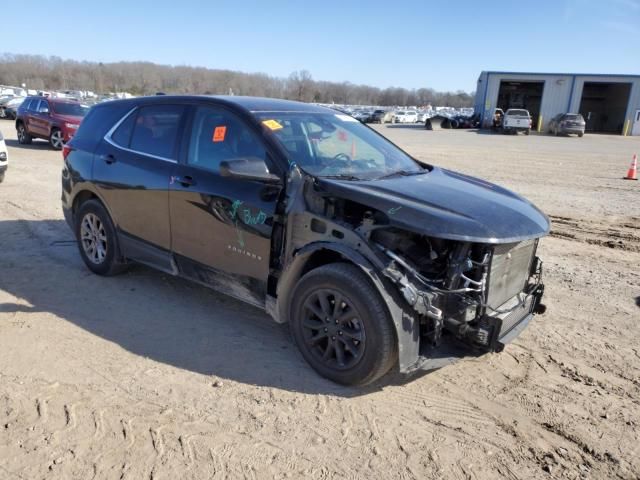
0;120;639;480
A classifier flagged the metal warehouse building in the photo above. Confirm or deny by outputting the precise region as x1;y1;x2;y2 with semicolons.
474;71;640;136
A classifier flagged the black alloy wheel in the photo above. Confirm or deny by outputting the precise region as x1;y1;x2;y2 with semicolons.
300;288;366;370
290;263;396;386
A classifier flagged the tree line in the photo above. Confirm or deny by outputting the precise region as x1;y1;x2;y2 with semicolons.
0;53;474;107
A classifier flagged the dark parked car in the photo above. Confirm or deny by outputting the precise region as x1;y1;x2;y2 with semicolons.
15;97;89;150
62;96;549;385
366;109;387;124
0;95;15;118
3;97;25;120
548;113;585;137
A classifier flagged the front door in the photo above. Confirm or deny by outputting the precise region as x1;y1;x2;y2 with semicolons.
93;104;186;270
27;99;47;138
632;109;640;136
169;104;282;307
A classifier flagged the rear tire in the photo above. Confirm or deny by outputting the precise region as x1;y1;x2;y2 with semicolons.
290;263;397;386
75;199;126;276
525;129;530;135
578;132;584;138
16;123;32;144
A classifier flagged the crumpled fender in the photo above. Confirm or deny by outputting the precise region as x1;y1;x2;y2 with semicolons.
272;241;421;373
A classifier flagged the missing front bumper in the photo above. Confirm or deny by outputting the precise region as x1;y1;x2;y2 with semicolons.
404;283;545;373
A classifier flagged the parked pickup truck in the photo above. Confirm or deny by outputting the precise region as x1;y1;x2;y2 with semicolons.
502;109;531;135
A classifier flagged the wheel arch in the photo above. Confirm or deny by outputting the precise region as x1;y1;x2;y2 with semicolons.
273;242;421;372
70;187;118;230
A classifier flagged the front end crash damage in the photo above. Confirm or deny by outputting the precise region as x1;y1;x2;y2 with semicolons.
273;166;548;374
373;229;546;371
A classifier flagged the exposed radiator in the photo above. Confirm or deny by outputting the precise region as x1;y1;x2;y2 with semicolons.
486;240;536;309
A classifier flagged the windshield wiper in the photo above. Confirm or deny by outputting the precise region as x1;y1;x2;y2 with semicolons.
375;169;425;180
321;174;362;181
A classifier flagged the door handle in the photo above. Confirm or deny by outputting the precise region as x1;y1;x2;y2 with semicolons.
101;154;116;164
174;175;195;187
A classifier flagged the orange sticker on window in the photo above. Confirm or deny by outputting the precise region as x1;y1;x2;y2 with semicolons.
262;119;283;131
213;126;227;142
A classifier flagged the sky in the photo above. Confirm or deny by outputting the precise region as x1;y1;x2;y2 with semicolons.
2;0;639;92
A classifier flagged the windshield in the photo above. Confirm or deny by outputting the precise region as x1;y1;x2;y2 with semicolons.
51;102;89;117
256;112;423;180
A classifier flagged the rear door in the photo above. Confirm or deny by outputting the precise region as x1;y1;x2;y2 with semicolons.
93;103;186;271
34;99;52;138
168;104;283;306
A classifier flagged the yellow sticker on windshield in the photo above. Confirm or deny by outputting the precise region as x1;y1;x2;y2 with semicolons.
262;119;283;131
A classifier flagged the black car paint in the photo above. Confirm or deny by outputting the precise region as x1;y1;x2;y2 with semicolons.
62;95;548;374
317;168;549;244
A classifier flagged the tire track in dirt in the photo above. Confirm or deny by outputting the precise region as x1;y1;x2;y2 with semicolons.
549;215;640;252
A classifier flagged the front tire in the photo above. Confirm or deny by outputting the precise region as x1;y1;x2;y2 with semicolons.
75;199;126;276
290;263;397;386
49;128;64;150
17;123;32;144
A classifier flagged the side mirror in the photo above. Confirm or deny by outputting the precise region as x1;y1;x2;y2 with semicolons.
220;157;281;184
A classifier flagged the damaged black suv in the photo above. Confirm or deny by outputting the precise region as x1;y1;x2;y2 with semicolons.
62;96;549;386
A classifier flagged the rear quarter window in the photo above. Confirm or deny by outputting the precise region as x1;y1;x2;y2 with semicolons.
71;103;133;153
129;105;185;160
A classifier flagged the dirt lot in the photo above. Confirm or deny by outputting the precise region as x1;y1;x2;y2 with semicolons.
0;120;639;480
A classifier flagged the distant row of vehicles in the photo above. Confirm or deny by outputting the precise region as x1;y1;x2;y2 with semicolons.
492;108;586;137
348;108;478;127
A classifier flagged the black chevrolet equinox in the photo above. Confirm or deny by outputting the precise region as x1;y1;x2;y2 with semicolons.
62;96;549;385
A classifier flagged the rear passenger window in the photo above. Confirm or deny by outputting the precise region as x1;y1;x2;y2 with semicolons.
129;105;185;160
111;112;136;148
187;106;266;173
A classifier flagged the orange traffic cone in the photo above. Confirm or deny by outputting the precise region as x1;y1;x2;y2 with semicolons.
624;154;638;181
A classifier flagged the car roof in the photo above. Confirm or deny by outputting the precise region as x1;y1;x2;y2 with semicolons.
95;95;333;115
25;96;79;104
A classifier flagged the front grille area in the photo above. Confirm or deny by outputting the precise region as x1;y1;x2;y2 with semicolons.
486;240;536;309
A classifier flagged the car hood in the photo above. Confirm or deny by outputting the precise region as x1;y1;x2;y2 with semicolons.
315;167;550;244
54;114;83;124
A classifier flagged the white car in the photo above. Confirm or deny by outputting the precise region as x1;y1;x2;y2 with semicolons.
502;109;532;135
417;111;431;123
393;110;419;123
0;130;7;182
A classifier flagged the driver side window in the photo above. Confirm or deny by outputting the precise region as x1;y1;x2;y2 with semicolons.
187;106;266;173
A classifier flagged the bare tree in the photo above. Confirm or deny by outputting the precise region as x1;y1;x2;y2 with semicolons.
0;53;474;107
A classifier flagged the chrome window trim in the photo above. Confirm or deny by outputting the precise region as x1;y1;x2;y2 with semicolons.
103;106;178;164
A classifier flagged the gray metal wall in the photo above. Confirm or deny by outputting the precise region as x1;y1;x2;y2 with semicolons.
475;71;640;135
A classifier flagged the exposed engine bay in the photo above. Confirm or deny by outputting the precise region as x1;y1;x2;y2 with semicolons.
371;227;544;351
